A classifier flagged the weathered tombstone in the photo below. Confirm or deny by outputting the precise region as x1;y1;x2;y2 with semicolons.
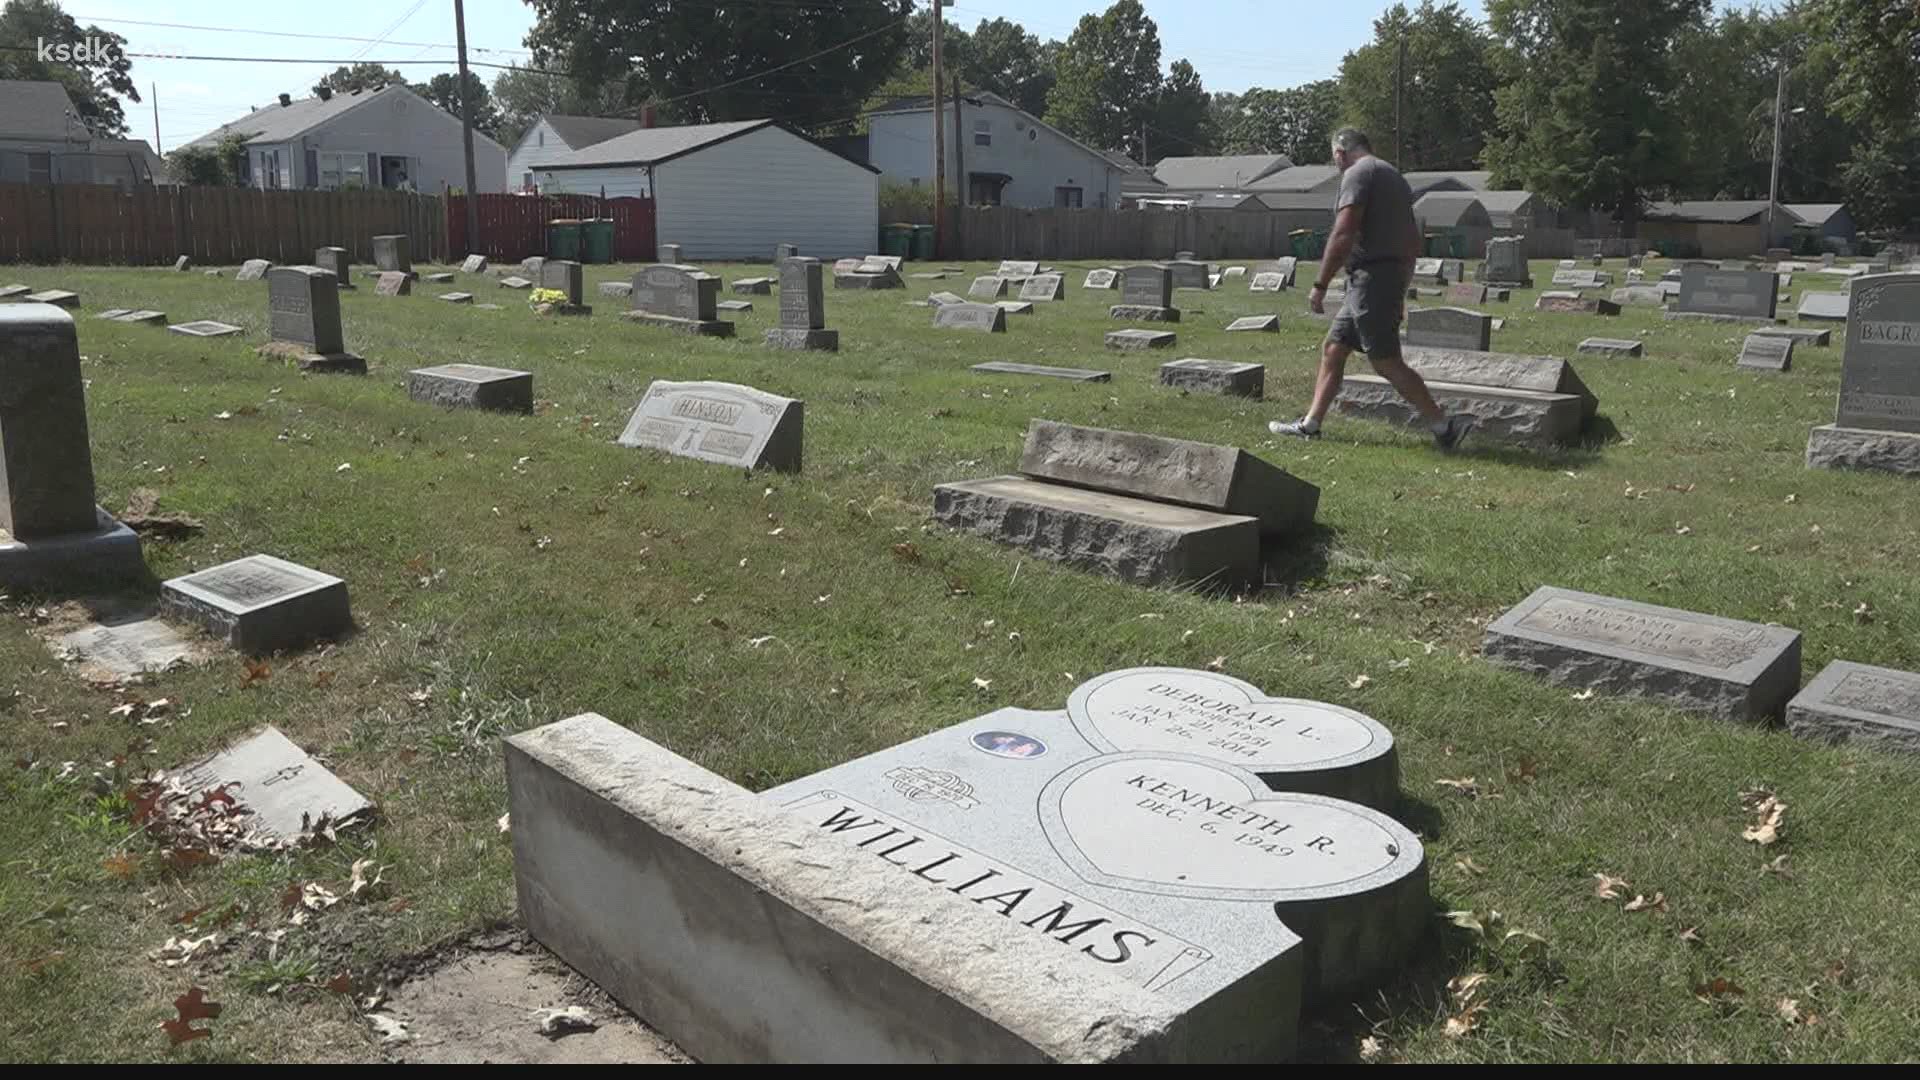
1412;257;1447;285
170;255;191;272
167;320;243;338
656;243;683;266
521;256;546;278
0;305;144;589
1821;252;1836;268
56;615;195;678
1627;254;1644;269
717;299;753;313
1736;333;1792;372
1551;268;1608;289
1173;250;1195;261
995;300;1035;316
835;264;904;290
1556;258;1577;270
1786;661;1920;753
1483;586;1802;721
408;363;534;413
1168;260;1210;290
934;303;1008;333
312;246;355;289
1577;338;1644;358
927;291;967;306
1222;265;1247;278
1535;292;1621;315
0;284;31;299
538;259;591;314
113;310;166;326
262;265;364;373
1480;237;1532;287
1665;268;1781;323
1249;272;1286;293
971;362;1111;382
1083;268;1118;290
863;255;904;272
371;234;412;274
1806;273;1920;475
22;290;77;308
624;265;732;336
461;253;488;274
498;276;533;290
968;275;1010;300
1612;285;1667;307
374;271;412;297
762;258;836;351
1336;347;1594;445
1751;325;1831;348
1447;282;1488;305
1020;274;1066;302
161;554;351;655
599;281;633;299
438;291;474;304
1111;265;1179;322
617;380;802;473
1226;315;1280;333
1159;358;1265;398
1796;291;1850;322
172;726;372;840
732;276;774;295
1405;307;1492;351
1105;328;1177;350
994;259;1039;280
775;242;799;261
235;259;272;282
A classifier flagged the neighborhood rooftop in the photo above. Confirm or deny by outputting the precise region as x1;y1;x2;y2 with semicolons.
186;84;414;147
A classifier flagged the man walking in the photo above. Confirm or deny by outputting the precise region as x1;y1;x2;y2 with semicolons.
1269;128;1474;451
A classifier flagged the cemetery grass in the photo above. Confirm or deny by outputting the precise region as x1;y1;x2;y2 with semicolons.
2;259;1917;1063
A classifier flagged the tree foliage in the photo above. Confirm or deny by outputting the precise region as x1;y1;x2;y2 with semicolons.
491;67;628;147
964;17;1056;116
0;0;136;137
165;132;248;186
311;63;409;96
1337;1;1496;170
1045;0;1164;154
1218;80;1340;163
419;71;504;139
525;0;912;130
1151;58;1215;157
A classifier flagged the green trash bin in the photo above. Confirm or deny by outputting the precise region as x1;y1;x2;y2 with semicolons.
879;222;914;259
583;218;614;264
547;219;583;261
910;224;936;260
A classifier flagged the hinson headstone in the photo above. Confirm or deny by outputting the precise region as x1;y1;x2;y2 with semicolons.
1483;585;1802;721
1019;274;1066;302
264;266;364;372
1786;660;1920;754
617;380;803;473
160;553;352;656
1736;333;1793;372
371;234;412;274
765;257;837;351
1159;358;1265;399
1667;268;1780;322
1084;268;1118;290
625;265;732;336
1405;307;1492;351
0;305;144;589
314;247;354;288
934;303;1008;333
1806;273;1920;475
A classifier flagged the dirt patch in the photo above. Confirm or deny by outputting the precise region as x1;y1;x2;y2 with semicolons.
380;934;686;1064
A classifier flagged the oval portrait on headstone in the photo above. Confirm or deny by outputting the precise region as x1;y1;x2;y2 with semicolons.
971;730;1048;759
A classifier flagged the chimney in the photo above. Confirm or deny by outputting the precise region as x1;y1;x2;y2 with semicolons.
316;86;332;102
278;93;292;107
641;104;656;129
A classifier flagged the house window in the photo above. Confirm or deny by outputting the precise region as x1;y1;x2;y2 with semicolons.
1055;186;1083;209
968;175;1005;206
315;152;366;190
974;119;991;147
537;130;544;147
27;152;52;185
261;150;280;189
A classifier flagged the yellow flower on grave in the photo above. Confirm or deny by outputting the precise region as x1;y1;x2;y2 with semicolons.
529;288;567;307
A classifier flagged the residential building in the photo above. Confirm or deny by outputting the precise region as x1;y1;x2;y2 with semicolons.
1150;153;1293;194
184;83;506;192
0;79;163;187
505;114;645;193
1783;203;1856;249
1639;200;1792;258
867;90;1134;209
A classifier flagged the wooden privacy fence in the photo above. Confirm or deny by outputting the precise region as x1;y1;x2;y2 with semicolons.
445;193;656;263
0;184;444;265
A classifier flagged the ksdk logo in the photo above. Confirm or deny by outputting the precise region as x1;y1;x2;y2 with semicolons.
37;36;122;63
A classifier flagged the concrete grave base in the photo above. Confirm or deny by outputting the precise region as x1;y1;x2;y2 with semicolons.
255;342;367;374
407;364;534;413
971;362;1110;382
1805;425;1920;476
1577;338;1643;357
1105;329;1177;351
1108;305;1180;322
1336;376;1584;446
933;476;1259;588
506;714;1280;1063
0;507;145;591
1662;310;1780;325
1750;326;1831;347
1786;661;1920;754
1159;359;1264;398
620;311;735;337
763;328;839;351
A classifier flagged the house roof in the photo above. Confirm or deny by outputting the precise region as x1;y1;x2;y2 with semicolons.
1247;163;1341;192
187;83;506;152
1473;190;1537;212
1784;203;1845;226
0;80;85;141
1415;192;1490;228
1643;199;1773;224
94;138;165;180
868;89;1136;180
1254;192;1338;212
1150;154;1293;191
541;114;646;150
1404;169;1493;191
537;118;879;173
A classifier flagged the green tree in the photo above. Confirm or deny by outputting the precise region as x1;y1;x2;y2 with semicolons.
964;18;1055;116
1337;1;1496;170
1666;6;1794;199
491;67;629;147
1151;58;1215;157
311;63;409;96
0;0;137;137
420;71;504;139
1045;0;1163;153
1805;0;1920;229
165;132;248;186
1484;0;1712;225
1220;80;1340;163
525;0;912;129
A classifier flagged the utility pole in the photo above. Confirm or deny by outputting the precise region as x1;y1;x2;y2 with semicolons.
454;0;480;254
951;72;965;255
1766;61;1786;244
932;0;946;259
1394;32;1406;165
151;82;160;154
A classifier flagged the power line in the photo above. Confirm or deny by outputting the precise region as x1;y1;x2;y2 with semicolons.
351;0;431;62
70;14;532;56
645;17;910;108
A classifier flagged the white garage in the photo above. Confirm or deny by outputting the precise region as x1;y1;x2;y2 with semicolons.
535;119;879;261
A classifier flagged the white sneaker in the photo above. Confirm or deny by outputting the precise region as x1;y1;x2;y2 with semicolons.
1268;418;1321;440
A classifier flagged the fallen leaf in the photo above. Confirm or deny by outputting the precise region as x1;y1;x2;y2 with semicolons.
335;462;352;473
1693;977;1745;1002
497;812;511;835
326;972;353;995
1503;929;1549;962
102;853;138;879
1435;777;1483;799
1784;493;1798;504
1507;756;1540;784
1455;856;1488;876
1679;926;1706;946
1206;656;1227;672
1853;601;1873;624
1763;853;1793;878
748;635;777;648
890;542;922;564
1571;688;1596;701
348;859;383;898
1593;873;1630;901
1741;789;1787;845
971;677;992;691
1623;891;1668;914
532;1005;596;1036
240;659;271;688
1358;1035;1384;1061
1449;972;1492;1006
1777;997;1803;1025
1348;674;1372;689
1443;1004;1484;1038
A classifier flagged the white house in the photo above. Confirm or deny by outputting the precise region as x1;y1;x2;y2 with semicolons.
505;114;644;193
0;79;164;187
533;119;879;260
185;83;505;193
867;90;1135;209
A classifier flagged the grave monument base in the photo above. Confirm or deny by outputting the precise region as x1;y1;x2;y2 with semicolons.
0;507;145;591
620;311;735;337
255;342;367;374
762;328;839;351
1805;424;1920;476
1335;376;1584;446
1108;305;1180;322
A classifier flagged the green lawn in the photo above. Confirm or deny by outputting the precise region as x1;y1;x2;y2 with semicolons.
2;257;1916;1063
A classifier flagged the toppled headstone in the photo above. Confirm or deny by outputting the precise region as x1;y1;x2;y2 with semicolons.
968;275;1010;300
372;234;412;274
971;362;1111;382
1405;307;1492;351
1106;329;1176;350
113;310;166;325
461;254;488;274
1550;268;1608;289
1535;292;1621;316
995;300;1034;316
835;265;903;290
499;276;533;290
24;290;78;308
0;284;31;299
1336;346;1594;445
172;726;372;841
1083;268;1118;290
1787;661;1920;754
168;320;243;338
1750;325;1830;348
408;363;533;413
1611;285;1666;307
1796;291;1849;322
1226;315;1279;332
995;260;1039;279
599;281;633;299
1736;333;1792;372
173;255;192;272
438;292;473;304
623;265;731;336
764;258;836;351
927;291;967;306
57;616;198;678
716;299;752;312
934;303;1008;332
1448;282;1488;305
162;554;351;655
1484;585;1802;721
1159;358;1264;399
236;259;272;282
733;277;774;295
617;380;802;473
375;272;412;297
1806;273;1920;475
1577;337;1643;358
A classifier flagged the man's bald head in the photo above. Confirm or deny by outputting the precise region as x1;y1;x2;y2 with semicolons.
1332;128;1372;172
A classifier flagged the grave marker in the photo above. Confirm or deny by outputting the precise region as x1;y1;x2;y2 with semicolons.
1666;268;1780;322
617;380;802;473
624;265;732;336
1249;272;1285;292
371;234;412;274
657;243;682;265
313;247;355;289
765;257;837;351
408;363;534;413
1159;358;1265;399
161;553;351;655
1020;274;1066;302
1577;338;1644;358
1806;273;1920;475
1084;268;1118;290
971;362;1111;382
438;291;473;304
24;290;78;308
1448;282;1488;305
1405;307;1492;351
263;265;364;373
235;259;272;282
1535;292;1621;315
498;276;533;290
934;303;1008;333
995;300;1035;316
1480;237;1532;287
775;242;799;261
1737;333;1793;372
167;320;242;337
968;275;1009;300
1786;661;1920;754
172;726;372;840
374;272;412;297
1105;329;1176;350
1111;265;1179;322
172;255;191;271
732;277;774;295
461;254;488;273
1226;315;1279;332
56;617;195;678
1796;291;1849;322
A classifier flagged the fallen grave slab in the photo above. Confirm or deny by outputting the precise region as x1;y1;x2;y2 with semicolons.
114;310;166;325
408;364;534;414
1736;333;1793;372
616;380;801;473
1536;293;1621;316
160;553;352;656
167;320;243;338
24;290;78;308
1750;325;1830;347
56;615;200;678
0;284;31;299
1786;660;1920;754
598;281;633;298
423;272;455;284
716;300;753;312
1159;358;1264;398
1107;304;1180;322
1397;346;1598;420
1796;291;1849;322
994;300;1035;316
732;277;773;295
1337;378;1584;445
172;725;372;840
1483;585;1801;721
934;303;1007;332
1105;328;1176;350
970;362;1111;382
1226;315;1279;332
1577;338;1643;357
438;292;474;304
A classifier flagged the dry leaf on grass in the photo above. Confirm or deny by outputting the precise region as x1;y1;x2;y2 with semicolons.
1206;656;1227;672
159;986;221;1046
240;659;271;688
1623;891;1668;914
1435;777;1486;799
1348;673;1372;689
367;1013;412;1045
1358;1035;1385;1061
1449;972;1492;1006
1593;873;1631;901
1571;688;1596;701
971;677;992;691
1776;997;1805;1025
1455;856;1488;876
1693;977;1745;1002
1443;1004;1485;1039
1679;926;1706;946
1763;853;1793;878
890;542;922;564
496;812;511;835
1741;789;1787;845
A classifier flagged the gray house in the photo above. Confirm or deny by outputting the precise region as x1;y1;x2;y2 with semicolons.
1784;203;1856;247
1151;153;1293;194
186;83;506;193
867;90;1135;209
505;114;644;193
0;79;164;187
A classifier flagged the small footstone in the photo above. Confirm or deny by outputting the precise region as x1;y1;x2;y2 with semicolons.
438;292;474;304
161;553;352;656
171;727;372;840
407;363;533;413
168;320;243;338
1786;660;1920;754
423;272;455;284
1483;585;1801;721
970;362;1110;382
934;303;1007;332
732;277;773;295
374;272;412;296
57;617;196;677
1106;328;1176;350
1159;358;1264;398
1226;315;1279;332
1750;326;1830;347
461;254;488;273
1577;338;1643;357
1736;333;1793;372
716;299;753;312
0;284;30;299
599;281;633;298
1107;305;1180;322
994;300;1034;315
114;310;166;325
24;290;78;308
499;276;533;289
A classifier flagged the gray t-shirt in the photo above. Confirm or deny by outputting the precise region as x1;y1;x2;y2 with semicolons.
1334;155;1416;269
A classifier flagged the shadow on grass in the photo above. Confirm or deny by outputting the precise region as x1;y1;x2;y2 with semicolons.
1294;918;1471;1062
1256;521;1338;593
1392;791;1448;844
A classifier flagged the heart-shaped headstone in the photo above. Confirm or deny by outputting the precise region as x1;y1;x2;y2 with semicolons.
1039;752;1421;903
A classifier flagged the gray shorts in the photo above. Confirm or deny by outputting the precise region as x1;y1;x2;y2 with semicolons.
1327;264;1409;358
